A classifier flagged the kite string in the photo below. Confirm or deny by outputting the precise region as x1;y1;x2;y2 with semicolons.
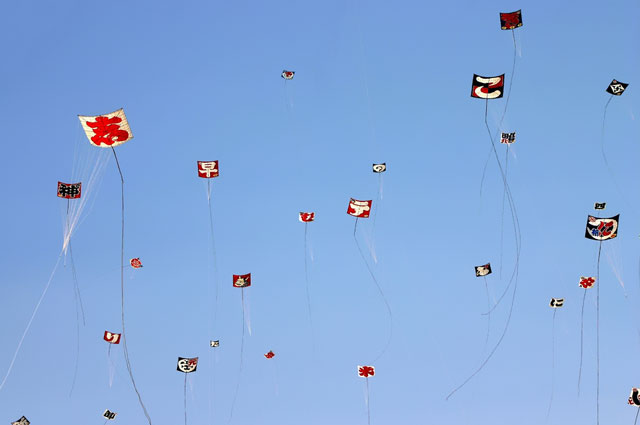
229;289;246;423
304;222;314;349
206;179;219;332
483;276;491;352
353;219;393;363
184;374;188;425
111;147;152;425
365;377;371;425
596;240;602;425
499;145;509;278
546;308;557;421
578;288;587;395
634;408;640;425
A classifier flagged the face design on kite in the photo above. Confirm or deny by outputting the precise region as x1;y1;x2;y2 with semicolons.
11;417;29;425
500;10;523;30
475;263;492;277
549;298;564;308
606;80;628;96
57;182;82;199
585;215;619;241
210;340;220;347
594;202;606;210
233;273;252;288
78;109;133;148
281;70;295;80
177;357;199;373
358;365;375;378
579;276;596;289
299;212;315;222
104;331;121;344
629;388;640;406
197;161;219;178
471;74;505;99
103;410;117;420
372;163;386;173
130;258;143;269
264;350;275;359
347;199;372;218
500;132;516;144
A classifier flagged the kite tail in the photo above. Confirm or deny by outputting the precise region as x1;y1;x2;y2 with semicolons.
596;241;602;425
353;219;393;363
184;374;188;425
578;288;587;396
111;148;152;425
229;289;246;423
365;377;371;425
304;223;315;349
546;309;557;421
0;251;63;391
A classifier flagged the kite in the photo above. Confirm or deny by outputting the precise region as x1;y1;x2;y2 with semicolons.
372;163;386;173
264;350;275;359
233;273;251;288
104;331;122;344
11;417;29;425
281;70;295;80
585;215;619;241
210;340;220;347
594;202;606;210
500;10;523;30
103;409;117;420
347;198;372;218
358;366;375;425
549;298;564;308
57;182;82;199
606;80;629;96
579;276;596;289
630;388;640;406
500;132;516;144
299;212;315;222
471;74;505;99
197;160;219;179
475;264;492;277
130;258;143;269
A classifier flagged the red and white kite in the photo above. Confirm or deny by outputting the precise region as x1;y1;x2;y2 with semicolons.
78;108;133;148
579;276;595;289
233;273;251;288
130;258;143;269
347;199;372;218
57;182;82;199
299;212;315;222
197;160;219;178
358;365;375;378
104;331;121;344
264;350;275;359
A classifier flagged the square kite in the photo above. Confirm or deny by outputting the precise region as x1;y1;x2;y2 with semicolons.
177;357;199;373
233;273;251;288
57;182;82;199
585;215;619;241
500;10;523;30
549;298;564;308
358;365;375;378
197;161;219;178
606;80;628;96
103;410;117;420
471;74;505;99
372;163;386;173
500;132;516;144
78;108;133;148
347;199;372;218
104;331;121;344
299;212;315;222
475;263;492;277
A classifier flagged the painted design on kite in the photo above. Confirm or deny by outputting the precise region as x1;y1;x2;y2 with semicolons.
281;70;295;80
500;10;523;30
78;109;133;147
233;273;251;288
372;163;386;173
579;276;595;289
57;182;82;199
606;79;628;96
103;409;117;420
475;263;492;277
177;357;199;373
347;199;372;218
264;350;275;359
585;215;619;241
471;74;505;99
358;365;375;378
104;331;121;344
197;160;219;178
500;132;516;144
549;298;564;308
299;212;315;222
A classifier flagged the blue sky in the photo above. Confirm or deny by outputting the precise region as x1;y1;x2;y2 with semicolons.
0;0;638;424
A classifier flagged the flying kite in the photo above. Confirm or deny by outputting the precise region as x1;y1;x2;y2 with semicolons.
347;198;372;219
606;80;629;96
594;202;606;210
210;340;220;348
500;132;516;144
130;258;143;269
103;409;117;420
549;298;564;308
372;163;386;173
500;10;523;30
281;70;295;80
585;215;619;241
475;263;492;277
579;276;596;289
264;350;275;359
471;74;505;99
57;182;82;199
104;331;121;344
197;160;219;179
630;388;640;406
11;417;29;425
299;212;315;222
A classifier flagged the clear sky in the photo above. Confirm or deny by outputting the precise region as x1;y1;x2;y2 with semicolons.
0;0;639;424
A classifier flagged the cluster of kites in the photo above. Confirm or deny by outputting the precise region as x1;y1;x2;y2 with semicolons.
4;8;635;425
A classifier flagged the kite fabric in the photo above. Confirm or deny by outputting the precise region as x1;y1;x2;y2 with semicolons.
264;350;275;359
103;409;117;420
57;182;82;199
606;79;629;96
630;388;640;406
500;132;516;144
299;212;315;222
210;340;220;347
372;163;386;173
500;10;523;30
177;357;199;373
347;198;372;218
197;160;220;178
11;417;29;425
281;70;295;80
233;273;251;288
549;298;564;308
358;365;375;378
585;215;619;241
594;202;606;210
579;276;596;289
130;258;143;269
471;74;505;99
475;263;492;277
78;108;133;148
104;331;122;344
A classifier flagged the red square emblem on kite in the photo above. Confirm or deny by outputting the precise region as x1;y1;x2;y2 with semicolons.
233;273;251;288
347;199;372;218
197;161;219;178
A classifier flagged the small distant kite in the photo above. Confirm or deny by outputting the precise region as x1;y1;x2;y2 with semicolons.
347;199;372;218
130;258;143;269
104;331;121;344
629;388;640;406
585;215;619;241
264;350;275;359
299;212;315;222
57;182;82;199
471;74;505;99
475;263;492;277
579;276;596;289
372;163;386;173
197;160;220;178
606;80;628;96
500;10;523;30
177;357;199;373
11;417;29;425
500;132;516;144
549;298;564;308
103;409;117;420
78;108;133;148
594;202;606;210
281;70;295;80
358;365;375;378
233;273;251;288
210;340;220;348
